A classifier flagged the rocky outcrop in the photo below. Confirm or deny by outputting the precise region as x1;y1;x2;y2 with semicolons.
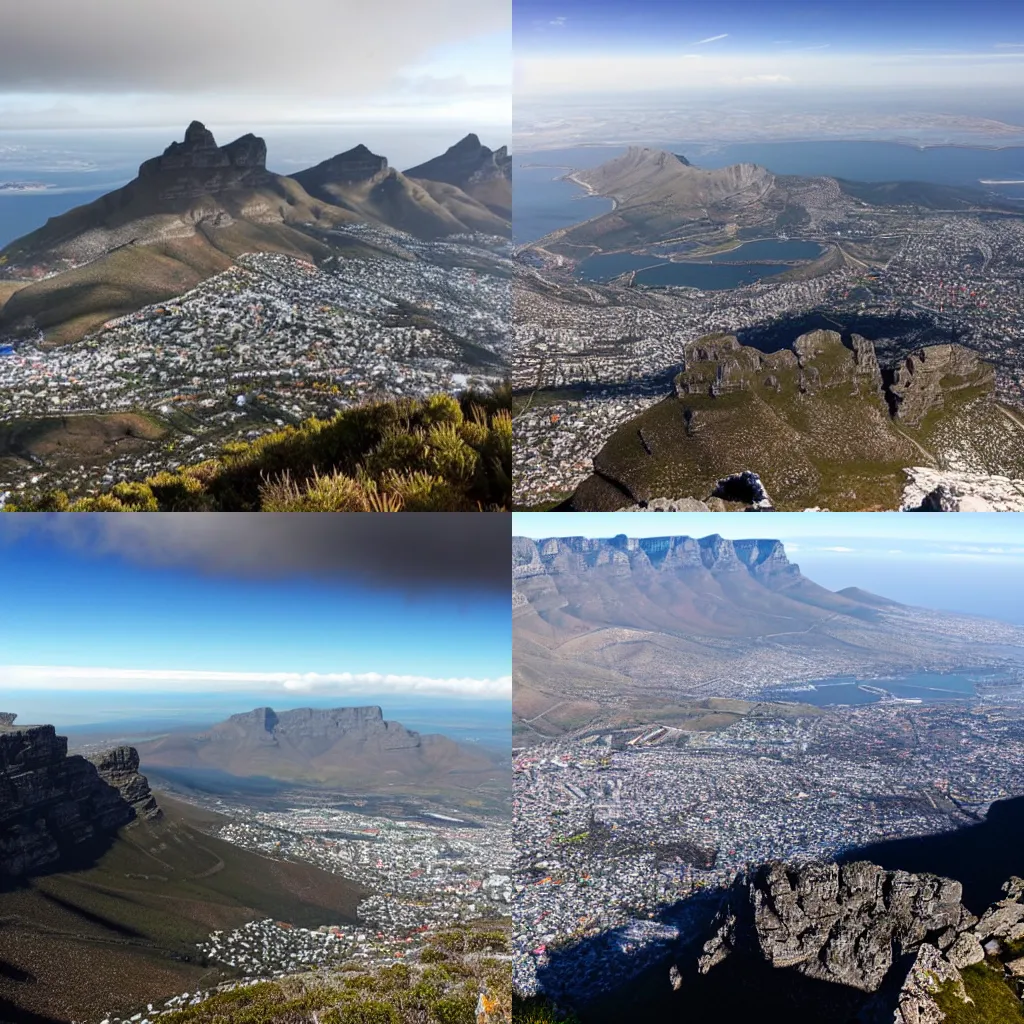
894;943;971;1024
888;345;994;427
697;860;974;992
135;120;273;201
404;134;510;188
0;721;157;878
290;144;390;189
675;330;885;399
89;746;162;821
901;467;1024;511
615;497;711;511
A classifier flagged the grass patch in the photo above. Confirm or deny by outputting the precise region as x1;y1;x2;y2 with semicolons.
934;961;1024;1024
512;995;578;1023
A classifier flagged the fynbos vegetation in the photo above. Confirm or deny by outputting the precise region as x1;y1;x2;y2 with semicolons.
3;390;512;512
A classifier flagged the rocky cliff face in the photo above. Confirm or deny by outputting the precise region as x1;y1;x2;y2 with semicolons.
0;715;159;878
887;344;995;427
88;745;162;821
134;121;273;201
698;860;974;991
685;859;1024;1023
513;534;800;584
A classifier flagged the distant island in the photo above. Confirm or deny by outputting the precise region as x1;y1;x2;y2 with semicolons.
0;181;54;193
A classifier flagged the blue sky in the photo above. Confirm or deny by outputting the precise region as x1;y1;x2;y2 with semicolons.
0;516;510;727
515;0;1024;96
513;512;1024;624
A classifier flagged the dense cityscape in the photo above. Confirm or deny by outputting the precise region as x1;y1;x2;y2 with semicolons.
0;225;511;500
513;208;1024;505
512;696;1024;1001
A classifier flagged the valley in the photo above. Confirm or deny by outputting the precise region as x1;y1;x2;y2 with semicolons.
511;528;1024;1023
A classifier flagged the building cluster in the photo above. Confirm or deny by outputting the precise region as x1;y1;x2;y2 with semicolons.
512;697;1024;1000
0;228;511;496
208;801;512;934
512;207;1024;505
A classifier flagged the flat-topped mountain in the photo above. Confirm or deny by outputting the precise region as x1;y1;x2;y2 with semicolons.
512;532;1024;734
562;329;1019;512
136;704;499;790
405;133;512;220
291;136;510;240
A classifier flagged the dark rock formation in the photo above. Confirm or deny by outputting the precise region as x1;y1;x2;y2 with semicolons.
404;133;510;187
135;120;272;201
887;344;994;427
290;144;390;190
712;470;773;509
0;722;157;878
89;745;162;821
0;713;16;727
698;860;975;992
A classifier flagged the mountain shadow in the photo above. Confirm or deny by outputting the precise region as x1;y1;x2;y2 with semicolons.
840;793;1024;915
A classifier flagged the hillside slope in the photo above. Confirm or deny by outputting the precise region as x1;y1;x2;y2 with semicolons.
0;794;366;1022
564;330;1020;511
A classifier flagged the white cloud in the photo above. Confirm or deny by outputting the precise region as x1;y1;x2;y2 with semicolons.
0;665;511;700
694;33;728;45
821;546;855;553
549;16;567;27
514;48;1024;95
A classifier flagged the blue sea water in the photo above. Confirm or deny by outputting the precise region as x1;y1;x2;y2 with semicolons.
512;164;613;245
763;671;982;707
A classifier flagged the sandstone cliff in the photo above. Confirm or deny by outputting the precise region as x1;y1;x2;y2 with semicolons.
686;859;1024;1024
567;329;1015;512
0;714;160;878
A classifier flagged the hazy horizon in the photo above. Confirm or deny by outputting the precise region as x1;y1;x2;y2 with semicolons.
0;515;511;729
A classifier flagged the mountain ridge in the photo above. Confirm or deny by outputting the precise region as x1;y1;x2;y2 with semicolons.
0;123;511;345
512;532;1024;733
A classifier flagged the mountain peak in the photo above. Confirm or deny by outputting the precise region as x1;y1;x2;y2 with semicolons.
135;123;270;196
291;144;389;186
183;120;216;146
452;133;482;151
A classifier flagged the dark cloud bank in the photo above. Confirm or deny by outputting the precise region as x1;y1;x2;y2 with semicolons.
4;513;510;594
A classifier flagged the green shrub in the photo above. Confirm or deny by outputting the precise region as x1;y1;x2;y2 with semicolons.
4;389;512;513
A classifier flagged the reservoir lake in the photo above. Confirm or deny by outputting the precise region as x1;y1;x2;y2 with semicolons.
576;238;824;289
762;671;983;706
